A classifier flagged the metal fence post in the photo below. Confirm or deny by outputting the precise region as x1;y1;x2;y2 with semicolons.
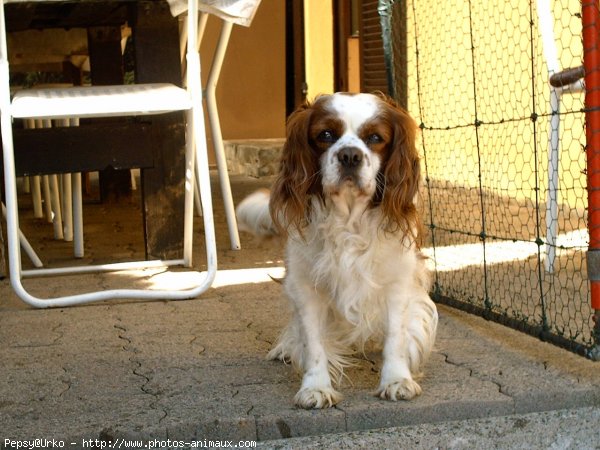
583;0;600;360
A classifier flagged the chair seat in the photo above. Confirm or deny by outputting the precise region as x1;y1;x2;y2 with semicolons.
10;83;193;119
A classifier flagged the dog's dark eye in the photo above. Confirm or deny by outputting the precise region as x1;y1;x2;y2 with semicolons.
317;130;337;143
366;133;383;145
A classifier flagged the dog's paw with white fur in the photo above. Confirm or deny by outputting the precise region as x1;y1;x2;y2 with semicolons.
294;386;343;409
376;378;422;401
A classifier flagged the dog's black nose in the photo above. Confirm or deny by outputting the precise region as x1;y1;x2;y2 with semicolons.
337;147;363;168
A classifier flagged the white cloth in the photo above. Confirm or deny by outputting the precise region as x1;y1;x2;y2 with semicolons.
4;0;262;28
166;0;261;27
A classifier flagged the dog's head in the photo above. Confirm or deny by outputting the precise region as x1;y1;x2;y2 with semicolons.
270;92;421;239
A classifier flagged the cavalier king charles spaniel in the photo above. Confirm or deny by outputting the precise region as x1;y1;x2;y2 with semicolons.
236;92;438;409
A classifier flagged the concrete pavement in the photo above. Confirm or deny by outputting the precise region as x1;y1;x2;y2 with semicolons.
0;174;599;448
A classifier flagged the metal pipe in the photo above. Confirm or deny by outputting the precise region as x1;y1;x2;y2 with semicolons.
582;0;600;359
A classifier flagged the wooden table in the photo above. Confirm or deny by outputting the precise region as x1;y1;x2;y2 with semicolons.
4;0;187;261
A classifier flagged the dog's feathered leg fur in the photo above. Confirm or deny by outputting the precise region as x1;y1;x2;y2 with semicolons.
275;276;343;408
376;288;437;400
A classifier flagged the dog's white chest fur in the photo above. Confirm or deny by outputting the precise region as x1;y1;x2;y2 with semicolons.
286;196;418;334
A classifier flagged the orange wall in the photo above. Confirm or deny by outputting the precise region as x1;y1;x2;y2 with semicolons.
304;0;334;98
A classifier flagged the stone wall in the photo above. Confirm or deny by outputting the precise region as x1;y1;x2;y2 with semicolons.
223;139;284;178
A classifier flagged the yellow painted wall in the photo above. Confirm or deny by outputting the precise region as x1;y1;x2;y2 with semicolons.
405;0;586;213
200;0;286;142
304;0;335;98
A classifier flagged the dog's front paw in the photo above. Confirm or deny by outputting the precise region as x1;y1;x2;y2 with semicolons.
266;347;288;362
294;386;343;409
376;378;422;401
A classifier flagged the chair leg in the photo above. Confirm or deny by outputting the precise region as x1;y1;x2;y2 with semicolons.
205;20;240;250
69;118;84;257
49;174;64;240
545;89;561;273
181;14;207;220
131;168;138;190
41;175;52;223
21;120;43;219
194;172;203;217
72;173;84;258
183;110;196;266
187;71;218;279
31;175;43;218
1;202;43;268
61;173;74;242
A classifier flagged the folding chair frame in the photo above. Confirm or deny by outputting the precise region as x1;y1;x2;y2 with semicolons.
0;0;218;307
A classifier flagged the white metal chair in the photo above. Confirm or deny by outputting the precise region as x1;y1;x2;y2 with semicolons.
0;0;217;307
537;0;585;273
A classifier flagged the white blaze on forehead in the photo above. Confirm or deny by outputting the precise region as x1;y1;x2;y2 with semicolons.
329;93;380;132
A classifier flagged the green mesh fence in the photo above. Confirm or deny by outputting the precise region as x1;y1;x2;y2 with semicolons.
382;0;598;357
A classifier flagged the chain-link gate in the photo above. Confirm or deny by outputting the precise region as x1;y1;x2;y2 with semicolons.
381;0;600;359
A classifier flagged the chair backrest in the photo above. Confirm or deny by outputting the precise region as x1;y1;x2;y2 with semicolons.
0;0;200;100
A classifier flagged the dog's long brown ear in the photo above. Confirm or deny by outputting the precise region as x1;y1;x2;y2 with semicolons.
379;97;422;244
269;102;320;234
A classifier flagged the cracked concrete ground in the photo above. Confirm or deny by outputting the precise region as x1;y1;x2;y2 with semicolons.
0;173;599;447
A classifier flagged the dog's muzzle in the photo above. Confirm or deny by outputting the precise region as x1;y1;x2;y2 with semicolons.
337;147;364;183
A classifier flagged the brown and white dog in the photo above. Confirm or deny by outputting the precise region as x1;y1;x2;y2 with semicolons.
236;92;438;409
